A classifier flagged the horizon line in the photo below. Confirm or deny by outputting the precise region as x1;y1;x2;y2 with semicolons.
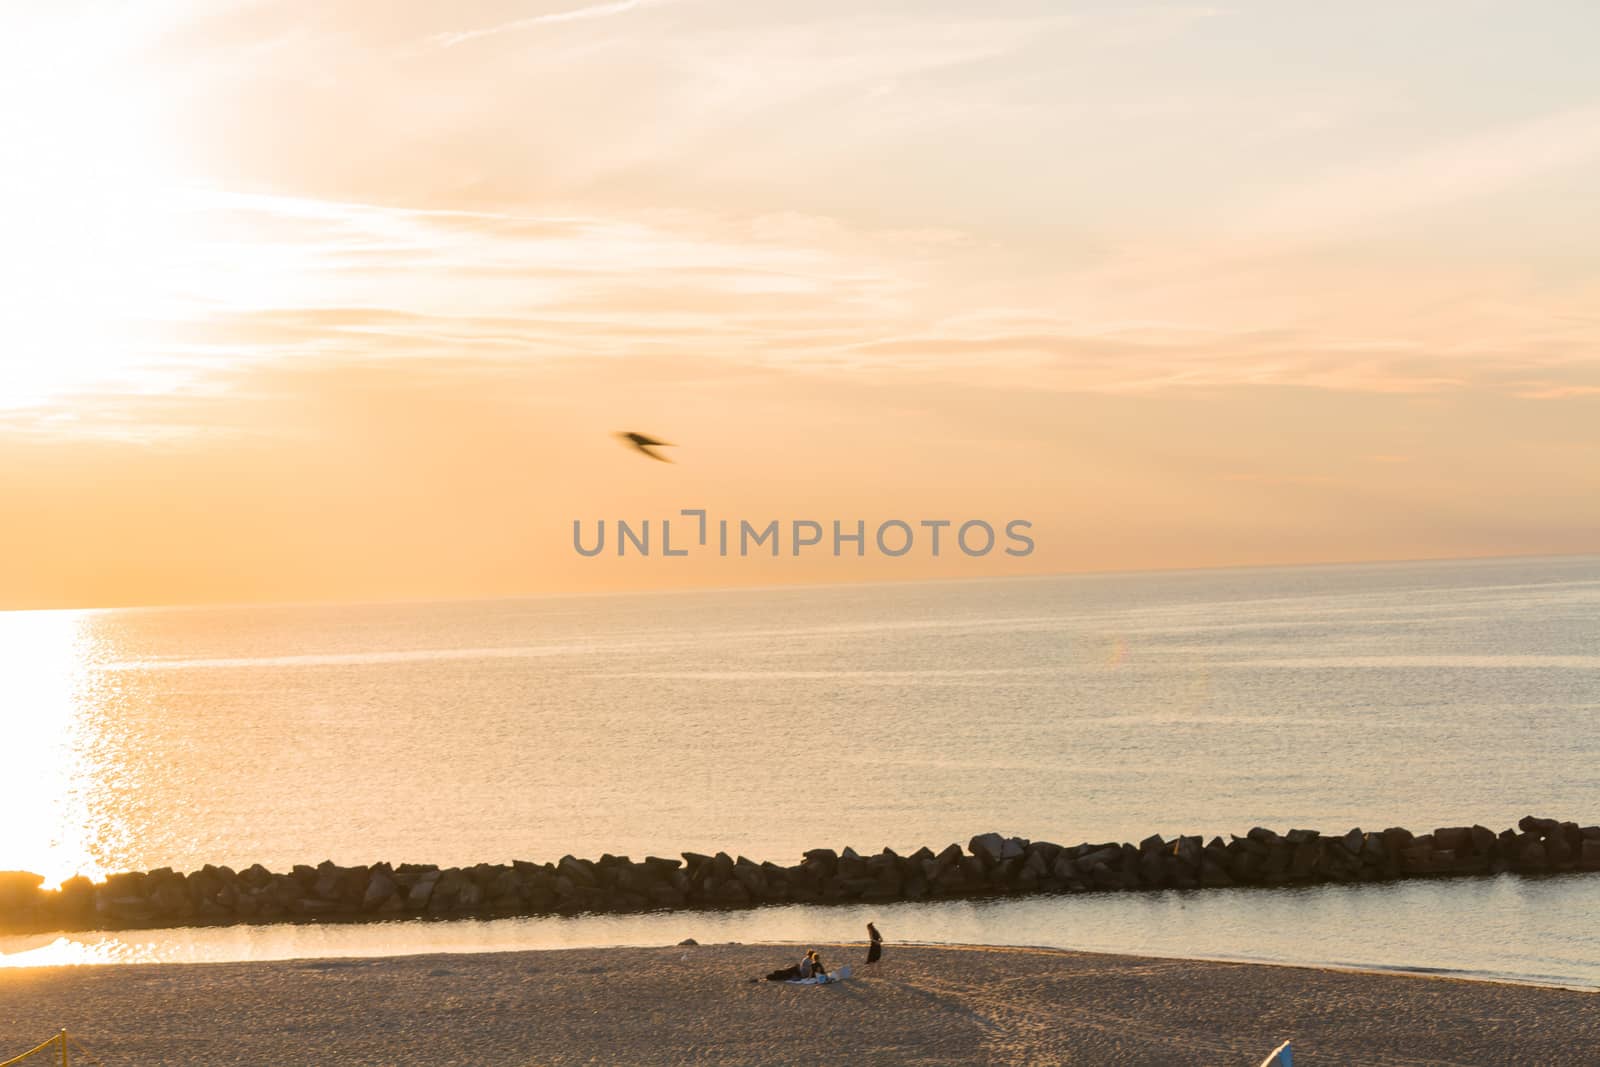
4;549;1595;616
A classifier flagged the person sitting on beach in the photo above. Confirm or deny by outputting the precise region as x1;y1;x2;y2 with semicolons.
809;951;829;979
765;951;813;982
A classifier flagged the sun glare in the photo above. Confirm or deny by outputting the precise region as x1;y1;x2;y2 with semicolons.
0;17;193;413
0;610;109;887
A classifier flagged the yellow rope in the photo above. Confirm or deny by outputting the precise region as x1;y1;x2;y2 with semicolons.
0;1032;63;1067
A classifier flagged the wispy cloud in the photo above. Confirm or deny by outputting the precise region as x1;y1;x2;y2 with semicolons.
10;173;1600;442
8;2;1600;439
1238;103;1600;241
430;0;676;49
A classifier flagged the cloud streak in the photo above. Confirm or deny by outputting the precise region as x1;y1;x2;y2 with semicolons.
8;174;1600;442
1239;103;1600;241
430;0;676;49
8;2;1600;440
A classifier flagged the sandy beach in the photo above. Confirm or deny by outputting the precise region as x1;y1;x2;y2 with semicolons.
2;942;1594;1065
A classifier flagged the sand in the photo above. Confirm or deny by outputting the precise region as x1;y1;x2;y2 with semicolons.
1;942;1594;1065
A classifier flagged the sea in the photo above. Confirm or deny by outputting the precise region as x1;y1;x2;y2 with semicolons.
3;554;1597;987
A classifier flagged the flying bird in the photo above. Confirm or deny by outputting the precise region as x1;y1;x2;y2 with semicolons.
617;431;674;462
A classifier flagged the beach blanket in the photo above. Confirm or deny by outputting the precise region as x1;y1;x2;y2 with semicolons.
1259;1039;1293;1066
787;965;852;985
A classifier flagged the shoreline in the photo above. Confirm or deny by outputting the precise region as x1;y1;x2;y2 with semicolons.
815;941;1600;995
6;928;1596;995
3;942;1595;1065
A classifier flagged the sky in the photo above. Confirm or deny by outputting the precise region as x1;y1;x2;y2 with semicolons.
1;0;1598;609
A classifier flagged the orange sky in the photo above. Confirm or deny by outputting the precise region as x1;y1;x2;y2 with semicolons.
2;2;1598;609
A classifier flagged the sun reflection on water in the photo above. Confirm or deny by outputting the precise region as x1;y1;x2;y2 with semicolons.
0;610;123;886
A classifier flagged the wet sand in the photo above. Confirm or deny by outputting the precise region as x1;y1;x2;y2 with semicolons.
1;942;1594;1065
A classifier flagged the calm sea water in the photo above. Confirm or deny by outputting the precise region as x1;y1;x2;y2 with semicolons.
4;556;1598;984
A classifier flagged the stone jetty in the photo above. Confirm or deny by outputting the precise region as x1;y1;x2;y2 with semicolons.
2;815;1597;936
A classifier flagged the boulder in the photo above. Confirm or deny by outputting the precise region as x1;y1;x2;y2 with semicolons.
104;896;155;923
800;849;837;878
1171;836;1202;867
732;860;765;896
56;876;96;917
968;833;1005;866
1399;844;1435;874
268;875;302;907
650;885;686;908
1026;841;1063;867
104;871;149;899
1547;833;1574;867
1166;856;1197;889
406;871;441;910
239;864;273;890
149;880;192;918
837;850;866;879
1289;842;1321;878
1077;846;1120;869
1230;835;1268;857
557;856;597;888
363;871;397;910
0;871;45;910
1381;827;1415;852
313;871;342;903
197;899;231;920
1089;864;1121;890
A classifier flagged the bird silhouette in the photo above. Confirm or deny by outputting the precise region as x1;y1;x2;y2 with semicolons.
617;431;673;462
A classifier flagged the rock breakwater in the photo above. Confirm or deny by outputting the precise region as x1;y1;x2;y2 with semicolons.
3;815;1596;936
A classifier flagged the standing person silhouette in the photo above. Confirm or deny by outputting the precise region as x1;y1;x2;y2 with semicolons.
866;922;883;965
